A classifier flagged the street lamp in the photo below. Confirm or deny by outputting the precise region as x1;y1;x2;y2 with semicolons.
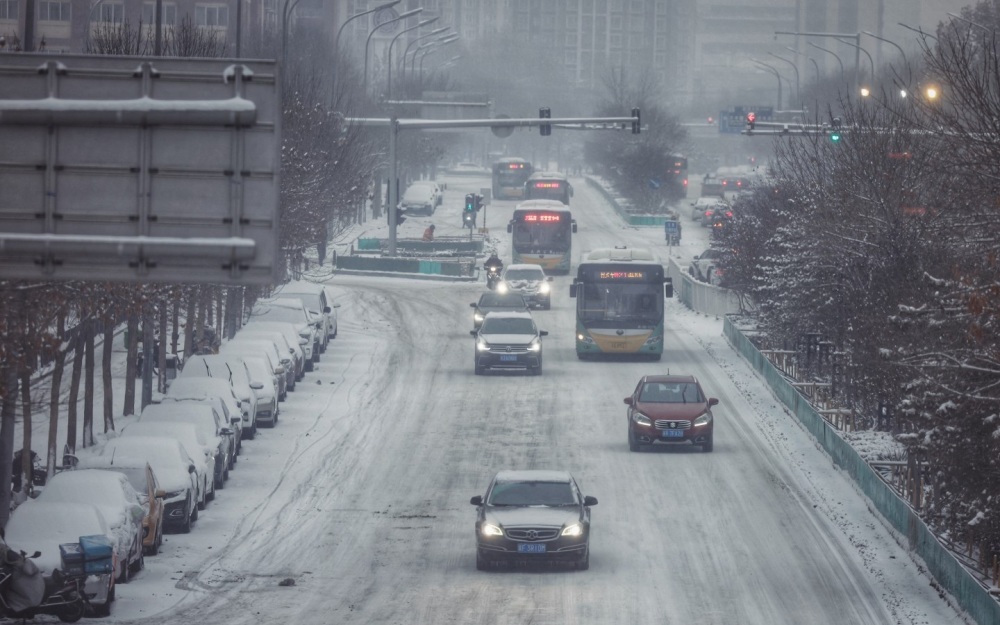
836;37;874;84
364;7;423;95
807;42;845;85
410;33;456;78
281;0;304;65
401;26;450;83
751;59;786;109
417;34;459;77
387;18;442;99
862;30;910;82
336;0;400;55
785;46;820;85
768;52;800;107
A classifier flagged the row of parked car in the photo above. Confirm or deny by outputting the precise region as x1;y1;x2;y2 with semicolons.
3;281;339;617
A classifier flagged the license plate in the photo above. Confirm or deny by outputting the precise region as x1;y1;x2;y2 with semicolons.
662;429;684;438
517;543;546;554
499;354;518;362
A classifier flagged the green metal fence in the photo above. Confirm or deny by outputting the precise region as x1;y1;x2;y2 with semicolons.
724;316;1000;625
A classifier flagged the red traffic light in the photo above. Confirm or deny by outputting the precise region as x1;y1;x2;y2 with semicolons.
746;112;756;123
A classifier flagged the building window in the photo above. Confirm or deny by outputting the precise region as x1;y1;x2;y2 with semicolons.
610;15;621;30
195;4;229;28
0;0;17;20
142;2;178;26
38;1;70;21
94;2;124;24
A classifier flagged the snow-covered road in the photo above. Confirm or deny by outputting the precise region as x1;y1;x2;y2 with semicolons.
93;177;966;625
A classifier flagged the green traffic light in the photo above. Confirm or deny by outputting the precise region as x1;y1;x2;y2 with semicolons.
830;132;841;142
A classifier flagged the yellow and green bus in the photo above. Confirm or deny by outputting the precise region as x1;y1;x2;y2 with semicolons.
507;201;576;274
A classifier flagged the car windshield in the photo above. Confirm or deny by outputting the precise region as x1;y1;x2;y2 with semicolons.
251;306;305;325
504;269;543;281
481;318;535;335
639;382;705;403
488;481;576;506
102;467;148;497
479;293;526;308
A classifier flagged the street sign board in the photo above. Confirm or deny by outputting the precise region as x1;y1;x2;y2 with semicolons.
0;53;281;284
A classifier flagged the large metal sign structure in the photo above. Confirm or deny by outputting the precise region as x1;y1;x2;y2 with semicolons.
0;54;281;284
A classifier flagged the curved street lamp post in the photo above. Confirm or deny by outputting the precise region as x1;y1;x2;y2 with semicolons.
387;17;441;99
417;35;459;77
400;26;450;83
751;58;786;110
768;52;800;107
364;7;423;95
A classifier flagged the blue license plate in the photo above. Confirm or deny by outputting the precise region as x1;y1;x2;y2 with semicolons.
499;354;518;362
662;429;684;438
517;543;546;554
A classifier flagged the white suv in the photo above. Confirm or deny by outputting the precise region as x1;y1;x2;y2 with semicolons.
497;264;553;310
273;281;339;351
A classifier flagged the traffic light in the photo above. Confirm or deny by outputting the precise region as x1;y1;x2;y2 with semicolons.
631;107;641;134
539;107;551;136
474;194;483;211
746;111;756;130
830;116;842;143
465;193;476;212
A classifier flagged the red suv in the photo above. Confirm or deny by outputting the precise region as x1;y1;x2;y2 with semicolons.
623;375;718;452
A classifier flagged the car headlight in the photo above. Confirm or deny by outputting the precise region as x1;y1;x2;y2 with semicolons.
474;313;484;322
527;338;542;352
539;282;551;294
496;282;509;294
476;338;491;352
694;412;713;426
481;523;503;537
577;333;594;344
631;412;652;427
561;523;583;537
643;334;663;346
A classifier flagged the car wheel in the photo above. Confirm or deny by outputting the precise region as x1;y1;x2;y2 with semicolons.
702;436;714;452
57;598;86;622
474;363;484;375
628;427;640;452
180;498;193;533
246;424;257;440
649;353;662;362
543;300;551;310
476;551;488;571
576;550;590;571
532;359;543;376
577;352;589;361
117;555;130;584
129;544;145;574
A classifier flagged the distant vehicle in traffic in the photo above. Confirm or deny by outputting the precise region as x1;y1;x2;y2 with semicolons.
624;374;718;452
470;311;547;376
523;171;573;205
496;263;552;310
471;470;597;570
690;196;725;221
470;291;529;330
507;201;576;273
492;157;533;200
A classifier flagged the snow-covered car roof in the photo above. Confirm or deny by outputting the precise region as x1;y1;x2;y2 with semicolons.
4;500;110;573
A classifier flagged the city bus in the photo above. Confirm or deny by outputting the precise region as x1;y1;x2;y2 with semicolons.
492;157;533;200
569;247;674;360
523;171;573;205
507;200;577;274
665;154;688;199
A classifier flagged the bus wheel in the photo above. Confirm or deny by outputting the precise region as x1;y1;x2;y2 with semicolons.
649;353;662;362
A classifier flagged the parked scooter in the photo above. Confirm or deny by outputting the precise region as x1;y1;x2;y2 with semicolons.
0;546;88;623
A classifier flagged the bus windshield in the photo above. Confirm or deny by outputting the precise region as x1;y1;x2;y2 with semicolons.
513;219;571;252
577;282;662;324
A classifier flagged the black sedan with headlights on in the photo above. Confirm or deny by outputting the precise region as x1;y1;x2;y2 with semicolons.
471;470;597;570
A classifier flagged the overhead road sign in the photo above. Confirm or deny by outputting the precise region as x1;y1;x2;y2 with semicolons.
0;54;281;285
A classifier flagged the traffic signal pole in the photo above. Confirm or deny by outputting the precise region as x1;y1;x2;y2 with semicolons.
348;113;640;255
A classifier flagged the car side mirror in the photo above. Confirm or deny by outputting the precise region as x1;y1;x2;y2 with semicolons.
539;330;549;337
469;303;477;308
220;427;233;437
323;306;332;314
469;330;478;337
569;284;577;298
507;222;513;234
547;276;554;282
624;397;633;405
154;489;167;499
250;382;264;390
583;496;598;506
709;398;719;406
231;417;241;425
188;465;197;474
275;366;286;375
333;304;341;309
470;495;483;506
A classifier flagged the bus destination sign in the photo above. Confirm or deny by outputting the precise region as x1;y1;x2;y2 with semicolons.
521;213;562;222
599;270;648;280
